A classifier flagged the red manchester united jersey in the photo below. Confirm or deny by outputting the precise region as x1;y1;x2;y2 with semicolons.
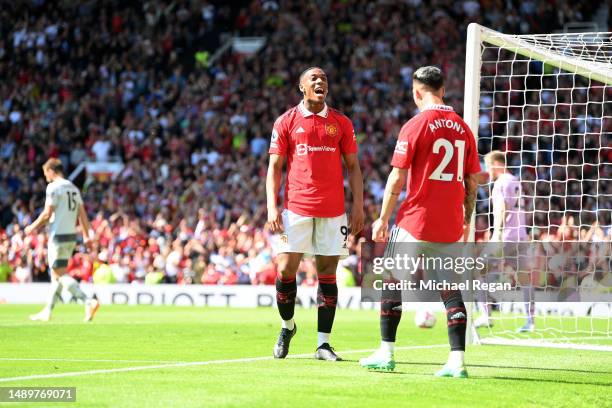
391;105;480;242
269;102;358;217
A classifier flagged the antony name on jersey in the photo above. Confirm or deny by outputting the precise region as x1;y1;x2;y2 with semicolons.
391;104;480;242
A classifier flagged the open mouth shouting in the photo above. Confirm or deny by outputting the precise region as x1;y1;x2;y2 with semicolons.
300;67;328;103
312;85;327;100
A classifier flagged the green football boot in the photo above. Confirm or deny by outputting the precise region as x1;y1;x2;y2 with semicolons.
359;350;396;371
434;364;468;378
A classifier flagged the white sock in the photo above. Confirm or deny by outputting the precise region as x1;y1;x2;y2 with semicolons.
282;318;294;331
447;350;465;369
380;341;395;355
59;275;89;303
317;332;330;347
44;280;62;313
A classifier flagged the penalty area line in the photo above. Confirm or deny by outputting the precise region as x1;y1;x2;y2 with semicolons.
0;344;447;383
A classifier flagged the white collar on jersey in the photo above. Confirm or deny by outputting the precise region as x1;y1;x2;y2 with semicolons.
421;104;454;112
298;101;329;118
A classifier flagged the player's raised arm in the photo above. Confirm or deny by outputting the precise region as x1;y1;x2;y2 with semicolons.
372;166;407;242
266;153;285;233
342;153;364;235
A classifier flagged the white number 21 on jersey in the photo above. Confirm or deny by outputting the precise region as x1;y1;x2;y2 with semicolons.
428;138;465;182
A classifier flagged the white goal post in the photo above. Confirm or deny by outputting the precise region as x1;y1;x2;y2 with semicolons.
463;23;612;351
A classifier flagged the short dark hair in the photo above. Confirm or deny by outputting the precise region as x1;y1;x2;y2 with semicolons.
42;158;63;174
413;66;444;90
299;66;325;83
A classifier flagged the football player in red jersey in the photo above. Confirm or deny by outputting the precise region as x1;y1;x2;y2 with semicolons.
359;66;480;377
267;67;364;360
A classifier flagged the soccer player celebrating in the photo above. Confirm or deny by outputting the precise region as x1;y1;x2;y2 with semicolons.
26;158;99;322
267;67;364;360
476;151;533;332
359;66;480;377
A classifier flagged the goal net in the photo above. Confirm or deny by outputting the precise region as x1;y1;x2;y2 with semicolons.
463;23;612;351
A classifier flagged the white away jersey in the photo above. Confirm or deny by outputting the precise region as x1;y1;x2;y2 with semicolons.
491;173;527;242
45;178;83;238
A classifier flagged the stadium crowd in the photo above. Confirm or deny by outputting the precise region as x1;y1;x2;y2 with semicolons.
0;0;607;285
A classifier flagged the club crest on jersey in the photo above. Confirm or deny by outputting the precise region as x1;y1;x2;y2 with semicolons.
325;124;338;137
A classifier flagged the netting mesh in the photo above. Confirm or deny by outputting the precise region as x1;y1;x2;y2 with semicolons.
472;29;612;349
518;32;612;65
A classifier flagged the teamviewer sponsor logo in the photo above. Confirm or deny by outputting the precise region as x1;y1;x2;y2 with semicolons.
296;144;308;155
296;144;336;155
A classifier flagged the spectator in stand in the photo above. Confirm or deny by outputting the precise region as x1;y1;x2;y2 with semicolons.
0;0;606;286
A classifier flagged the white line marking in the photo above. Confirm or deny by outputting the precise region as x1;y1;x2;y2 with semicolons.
0;344;447;383
0;358;185;364
0;322;174;327
479;337;612;351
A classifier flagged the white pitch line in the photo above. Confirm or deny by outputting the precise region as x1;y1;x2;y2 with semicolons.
0;322;171;327
0;358;185;364
0;344;447;383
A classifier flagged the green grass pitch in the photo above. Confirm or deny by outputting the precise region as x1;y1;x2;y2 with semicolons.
0;304;610;407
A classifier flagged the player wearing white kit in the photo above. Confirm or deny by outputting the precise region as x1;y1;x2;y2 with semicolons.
26;158;99;322
475;151;533;331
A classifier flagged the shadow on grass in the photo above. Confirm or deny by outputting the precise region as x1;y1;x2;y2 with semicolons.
366;370;407;375
288;357;359;363
395;361;612;375
485;375;612;387
364;366;612;385
283;358;612;385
